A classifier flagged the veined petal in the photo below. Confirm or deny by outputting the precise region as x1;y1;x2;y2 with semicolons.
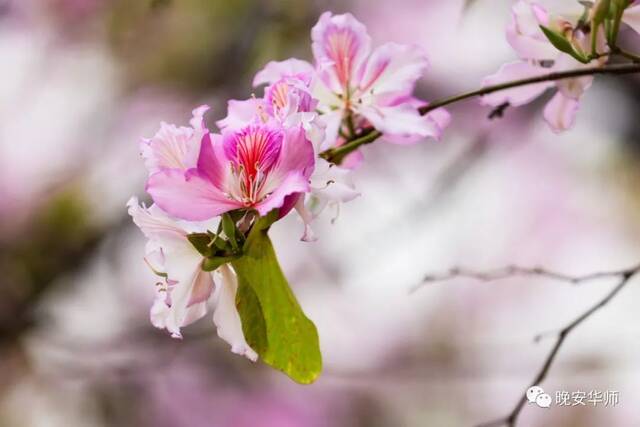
356;103;442;142
543;91;579;133
163;254;212;338
197;133;231;190
294;196;317;242
254;171;310;216
189;104;210;131
146;168;241;221
358;42;428;97
141;105;211;174
623;4;640;35
214;265;258;361
127;197;188;247
310;158;360;205
481;61;554;107
311;11;371;93
316;109;343;152
276;125;316;178
506;1;560;60
253;58;315;87
216;98;263;130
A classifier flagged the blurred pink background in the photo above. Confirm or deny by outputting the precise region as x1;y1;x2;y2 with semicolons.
2;1;640;426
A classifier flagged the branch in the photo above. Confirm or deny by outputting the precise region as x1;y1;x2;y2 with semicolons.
414;263;640;427
320;63;640;164
410;264;637;293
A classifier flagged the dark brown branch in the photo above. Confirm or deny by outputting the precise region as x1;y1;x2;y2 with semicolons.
320;62;640;164
459;263;640;427
410;264;636;294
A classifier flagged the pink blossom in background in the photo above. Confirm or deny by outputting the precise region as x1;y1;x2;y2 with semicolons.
481;0;607;132
310;12;450;149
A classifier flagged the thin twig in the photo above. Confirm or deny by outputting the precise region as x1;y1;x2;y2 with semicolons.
439;263;640;427
320;62;640;164
410;264;636;294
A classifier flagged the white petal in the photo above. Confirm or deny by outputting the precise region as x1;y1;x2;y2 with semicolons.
213;265;258;361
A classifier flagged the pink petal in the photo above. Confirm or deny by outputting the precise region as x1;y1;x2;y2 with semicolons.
197;133;230;189
277;125;316;179
356;103;443;142
311;11;371;93
341;150;364;170
187;267;215;306
623;4;640;35
141;105;211;174
543;91;579;133
358;42;428;97
140;123;197;174
254;171;310;216
127;197;187;243
481;61;554;107
146;168;241;221
294;196;317;242
253;58;315;87
506;1;559;60
189;104;210;130
216;98;263;130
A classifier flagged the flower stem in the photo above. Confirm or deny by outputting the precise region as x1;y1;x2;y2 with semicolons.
320;63;640;164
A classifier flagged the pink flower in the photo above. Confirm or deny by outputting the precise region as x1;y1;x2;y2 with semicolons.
309;12;449;148
141;105;210;174
146;122;315;221
127;197;257;361
220;63;326;150
482;1;606;133
622;1;640;35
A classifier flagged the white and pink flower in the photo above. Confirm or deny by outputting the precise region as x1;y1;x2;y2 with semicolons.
481;0;607;132
127;197;257;361
309;12;449;149
147;122;315;220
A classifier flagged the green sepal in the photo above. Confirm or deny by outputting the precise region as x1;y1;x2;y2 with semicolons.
187;233;214;257
232;209;322;384
202;255;239;272
539;25;590;63
221;213;238;251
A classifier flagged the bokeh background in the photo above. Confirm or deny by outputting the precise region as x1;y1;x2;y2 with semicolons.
2;0;640;426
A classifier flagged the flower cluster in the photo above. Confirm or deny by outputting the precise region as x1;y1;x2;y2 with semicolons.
129;12;443;379
482;0;640;132
129;4;640;383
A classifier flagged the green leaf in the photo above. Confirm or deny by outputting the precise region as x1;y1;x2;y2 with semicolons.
232;216;322;384
202;256;237;272
539;25;590;63
187;233;213;257
221;213;238;251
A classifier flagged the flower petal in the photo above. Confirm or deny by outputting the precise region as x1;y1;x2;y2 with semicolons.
127;197;187;246
214;265;258;361
294;196;317;242
253;58;315;87
506;1;561;60
543;91;579;133
623;4;640;35
254;171;310;216
311;11;371;93
481;61;554;107
146;168;241;221
356;103;442;142
216;98;263;130
140;105;210;174
358;42;428;97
